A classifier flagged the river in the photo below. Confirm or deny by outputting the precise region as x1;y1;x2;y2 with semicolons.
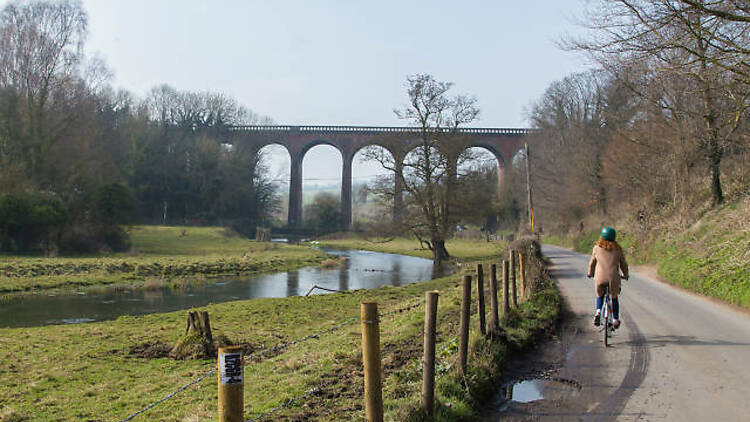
0;248;447;328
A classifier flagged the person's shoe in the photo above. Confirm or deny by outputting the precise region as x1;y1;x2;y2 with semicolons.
593;311;601;327
613;319;621;329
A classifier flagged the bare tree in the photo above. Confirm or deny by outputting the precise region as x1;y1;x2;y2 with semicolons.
364;74;479;264
527;71;619;223
567;0;750;205
0;0;87;180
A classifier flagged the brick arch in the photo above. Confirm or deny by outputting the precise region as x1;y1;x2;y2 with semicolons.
460;145;506;194
299;143;345;225
298;139;346;158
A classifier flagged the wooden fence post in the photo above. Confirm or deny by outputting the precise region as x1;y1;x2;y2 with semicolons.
422;291;439;416
489;263;500;334
459;275;471;377
510;251;518;307
361;302;383;422
218;345;244;422
476;264;486;335
503;260;510;316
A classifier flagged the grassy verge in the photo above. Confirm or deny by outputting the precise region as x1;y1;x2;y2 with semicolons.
0;240;560;421
651;200;750;308
542;198;750;308
0;226;326;294
315;235;506;261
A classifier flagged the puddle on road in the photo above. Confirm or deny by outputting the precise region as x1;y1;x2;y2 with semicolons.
503;378;581;404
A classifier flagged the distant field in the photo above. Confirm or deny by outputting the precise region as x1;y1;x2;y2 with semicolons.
0;226;326;294
316;235;507;261
126;225;267;255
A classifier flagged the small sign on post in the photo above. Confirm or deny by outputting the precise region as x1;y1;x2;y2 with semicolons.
218;345;244;422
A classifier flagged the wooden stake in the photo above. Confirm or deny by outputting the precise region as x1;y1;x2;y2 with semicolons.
489;263;500;334
476;264;486;335
421;291;439;416
459;275;471;377
503;260;510;315
361;302;383;422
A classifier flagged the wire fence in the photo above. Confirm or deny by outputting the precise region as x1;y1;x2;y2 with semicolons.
245;386;322;422
113;245;542;421
116;368;217;422
115;297;428;422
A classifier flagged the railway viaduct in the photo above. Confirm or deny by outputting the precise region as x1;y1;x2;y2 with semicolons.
225;125;530;229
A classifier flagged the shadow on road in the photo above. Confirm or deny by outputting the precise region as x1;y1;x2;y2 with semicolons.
621;335;750;348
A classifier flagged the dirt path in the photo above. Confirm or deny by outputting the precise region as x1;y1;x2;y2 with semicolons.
482;244;750;421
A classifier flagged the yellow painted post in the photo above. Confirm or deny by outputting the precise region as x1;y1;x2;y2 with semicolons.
510;251;518;307
218;345;244;422
361;302;383;422
519;252;526;299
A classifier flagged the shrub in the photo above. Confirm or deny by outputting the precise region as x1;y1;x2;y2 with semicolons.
0;192;68;253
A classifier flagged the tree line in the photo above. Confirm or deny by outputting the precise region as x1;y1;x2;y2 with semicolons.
0;0;278;254
521;0;750;234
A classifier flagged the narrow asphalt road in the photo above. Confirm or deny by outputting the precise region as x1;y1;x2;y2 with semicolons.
484;244;750;421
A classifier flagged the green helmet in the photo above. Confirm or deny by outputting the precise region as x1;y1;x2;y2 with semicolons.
601;227;616;241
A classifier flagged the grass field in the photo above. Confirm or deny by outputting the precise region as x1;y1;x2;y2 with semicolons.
0;240;559;421
0;226;326;294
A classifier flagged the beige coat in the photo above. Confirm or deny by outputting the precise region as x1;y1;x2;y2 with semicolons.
587;245;629;298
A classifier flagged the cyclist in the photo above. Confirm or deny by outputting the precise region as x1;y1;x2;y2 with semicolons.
587;227;629;329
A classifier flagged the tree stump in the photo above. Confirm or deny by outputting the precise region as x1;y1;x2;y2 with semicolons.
170;311;215;359
255;227;271;242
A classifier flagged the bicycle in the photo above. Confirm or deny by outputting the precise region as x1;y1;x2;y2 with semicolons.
598;276;627;347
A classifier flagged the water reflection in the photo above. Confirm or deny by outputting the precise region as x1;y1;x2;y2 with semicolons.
338;264;349;291
503;379;581;404
286;270;299;297
391;260;402;287
0;248;449;328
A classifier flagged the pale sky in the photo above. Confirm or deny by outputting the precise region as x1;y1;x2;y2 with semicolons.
15;0;594;186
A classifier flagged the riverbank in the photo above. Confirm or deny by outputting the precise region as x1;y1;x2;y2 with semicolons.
543;197;750;308
0;226;327;295
0;267;458;420
0;239;560;421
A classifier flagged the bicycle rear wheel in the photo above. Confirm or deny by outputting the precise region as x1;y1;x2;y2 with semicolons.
602;299;609;347
604;318;609;347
